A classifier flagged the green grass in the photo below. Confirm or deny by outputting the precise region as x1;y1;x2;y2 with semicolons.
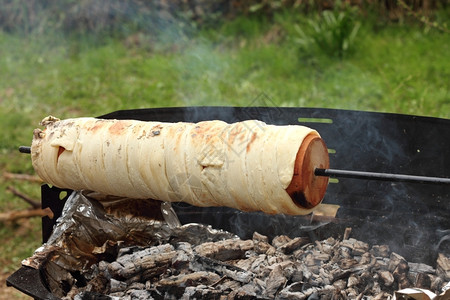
0;12;449;297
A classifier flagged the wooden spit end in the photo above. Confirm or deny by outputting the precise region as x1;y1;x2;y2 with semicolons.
286;133;330;209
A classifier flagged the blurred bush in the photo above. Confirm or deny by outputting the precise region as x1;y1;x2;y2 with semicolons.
0;0;229;37
0;0;447;37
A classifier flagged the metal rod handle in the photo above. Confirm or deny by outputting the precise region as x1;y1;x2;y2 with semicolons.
315;168;450;185
19;146;31;154
17;145;450;185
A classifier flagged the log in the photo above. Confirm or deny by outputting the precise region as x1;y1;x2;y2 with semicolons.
193;254;254;283
193;239;254;261
157;271;221;288
279;237;309;254
108;244;177;281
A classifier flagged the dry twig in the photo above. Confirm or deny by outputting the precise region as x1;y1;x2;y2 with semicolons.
3;172;42;183
0;207;53;222
6;186;40;209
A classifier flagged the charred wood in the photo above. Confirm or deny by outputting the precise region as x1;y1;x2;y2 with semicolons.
55;227;450;299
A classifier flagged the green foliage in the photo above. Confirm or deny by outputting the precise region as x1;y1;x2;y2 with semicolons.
294;4;361;58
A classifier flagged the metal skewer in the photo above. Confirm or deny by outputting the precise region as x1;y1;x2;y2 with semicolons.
19;146;31;154
19;146;449;185
315;168;450;185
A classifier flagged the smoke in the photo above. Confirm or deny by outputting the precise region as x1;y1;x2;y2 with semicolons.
435;229;450;254
6;1;448;266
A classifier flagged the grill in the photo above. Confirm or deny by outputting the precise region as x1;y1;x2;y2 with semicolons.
6;107;450;299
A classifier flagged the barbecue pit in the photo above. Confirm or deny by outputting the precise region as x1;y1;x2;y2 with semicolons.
6;107;450;299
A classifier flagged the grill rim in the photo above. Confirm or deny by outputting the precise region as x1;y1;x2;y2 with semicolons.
7;106;450;299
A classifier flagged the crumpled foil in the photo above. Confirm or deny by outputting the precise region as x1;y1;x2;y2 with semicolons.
22;191;237;297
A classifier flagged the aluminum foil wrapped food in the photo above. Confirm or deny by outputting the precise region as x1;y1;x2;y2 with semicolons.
31;116;329;215
22;191;238;298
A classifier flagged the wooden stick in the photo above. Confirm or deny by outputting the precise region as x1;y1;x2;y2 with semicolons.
3;172;42;183
0;207;53;222
6;186;40;209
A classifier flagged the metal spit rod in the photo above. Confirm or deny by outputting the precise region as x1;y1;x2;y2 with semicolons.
19;146;31;154
19;146;449;185
315;168;450;185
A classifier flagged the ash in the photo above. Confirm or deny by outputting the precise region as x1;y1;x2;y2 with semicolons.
66;229;449;300
26;192;448;299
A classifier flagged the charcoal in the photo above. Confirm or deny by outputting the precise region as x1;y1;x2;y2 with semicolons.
378;270;394;287
280;237;309;254
254;240;276;255
109;278;127;293
267;255;286;266
277;291;307;300
216;278;241;291
228;288;260;300
430;274;445;292
61;226;450;299
249;254;267;274
347;275;360;288
388;252;407;272
338;246;352;258
375;257;389;270
359;252;373;265
252;232;269;243
316;284;337;299
320;238;336;255
125;289;154;300
332;279;346;290
290;263;304;282
437;253;450;281
108;244;176;281
181;286;222;299
278;283;307;300
264;264;287;297
408;262;435;274
346;287;358;298
157;271;221;290
98;261;110;275
339;258;359;269
340;238;369;256
194;239;254;261
238;283;262;296
343;227;352;240
272;235;292;248
108;292;124;298
171;242;194;270
370;281;382;296
222;268;254;284
413;272;432;289
392;260;412;289
302;286;319;298
371;245;390;258
234;256;258;270
74;291;115;300
304;253;316;267
195;254;248;273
